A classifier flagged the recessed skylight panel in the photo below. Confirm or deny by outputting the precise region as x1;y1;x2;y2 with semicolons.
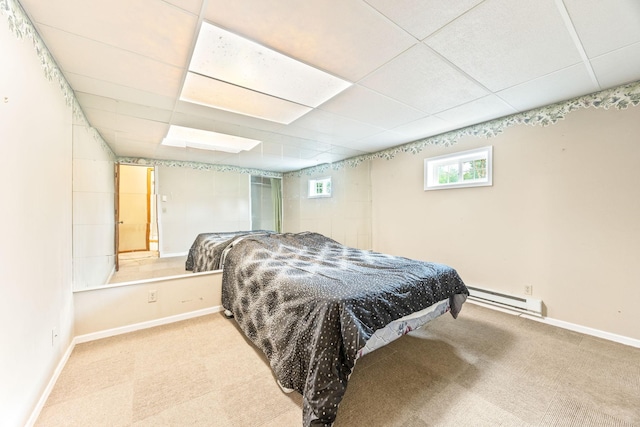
162;125;261;153
188;22;352;108
180;72;312;124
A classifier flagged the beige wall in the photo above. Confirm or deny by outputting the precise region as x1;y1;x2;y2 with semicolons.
371;106;640;340
156;166;251;256
74;273;222;336
0;18;74;426
283;162;372;249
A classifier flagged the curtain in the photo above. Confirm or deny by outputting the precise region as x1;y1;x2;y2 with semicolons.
270;178;282;232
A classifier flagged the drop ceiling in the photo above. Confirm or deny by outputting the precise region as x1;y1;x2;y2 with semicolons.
18;0;640;173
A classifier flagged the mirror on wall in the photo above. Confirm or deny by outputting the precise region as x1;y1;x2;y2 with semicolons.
108;164;163;284
105;167;282;286
71;125;282;291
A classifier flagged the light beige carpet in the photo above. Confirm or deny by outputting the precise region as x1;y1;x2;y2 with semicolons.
36;303;640;426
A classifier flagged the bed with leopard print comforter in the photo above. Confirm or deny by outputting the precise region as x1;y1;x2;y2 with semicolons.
185;230;271;272
221;232;469;427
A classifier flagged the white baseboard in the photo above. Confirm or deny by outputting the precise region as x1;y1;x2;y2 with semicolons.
75;305;223;344
25;340;76;427
468;299;640;348
520;313;640;349
159;251;188;258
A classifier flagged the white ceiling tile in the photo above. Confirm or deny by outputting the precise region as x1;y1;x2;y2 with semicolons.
109;139;159;158
86;110;169;142
251;141;287;158
591;42;640;90
311;149;368;165
434;95;518;128
202;0;417;81
110;145;157;158
279;145;327;161
497;64;599;111
162;0;203;15
234;152;302;172
425;0;583;91
348;131;411;152
290;109;385;143
38;26;183;98
173;102;286;134
76;93;173;122
318;85;427;129
564;0;640;58
74;92;119;112
65;73;176;110
153;144;239;163
392;115;455;139
22;0;198;67
360;44;488;113
365;0;483;40
327;145;369;157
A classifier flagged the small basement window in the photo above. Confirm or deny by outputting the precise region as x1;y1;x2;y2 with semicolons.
308;177;332;198
424;146;493;190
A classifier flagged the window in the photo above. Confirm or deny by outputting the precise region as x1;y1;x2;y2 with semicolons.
424;146;493;190
308;177;332;198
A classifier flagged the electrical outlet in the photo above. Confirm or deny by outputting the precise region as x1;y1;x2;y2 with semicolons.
524;285;533;296
148;290;158;303
51;327;59;346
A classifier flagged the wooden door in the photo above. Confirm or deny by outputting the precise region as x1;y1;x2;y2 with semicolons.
118;165;149;252
114;163;120;271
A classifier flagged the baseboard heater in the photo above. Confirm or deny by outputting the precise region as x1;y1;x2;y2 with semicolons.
467;286;543;316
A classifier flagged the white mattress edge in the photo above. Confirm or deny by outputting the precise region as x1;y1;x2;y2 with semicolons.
357;298;451;359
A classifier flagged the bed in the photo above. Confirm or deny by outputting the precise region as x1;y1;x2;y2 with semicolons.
185;230;272;272
218;231;469;426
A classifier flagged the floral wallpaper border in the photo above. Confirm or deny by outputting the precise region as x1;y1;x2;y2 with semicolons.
1;0;116;160
286;80;640;177
117;157;283;178
4;0;639;179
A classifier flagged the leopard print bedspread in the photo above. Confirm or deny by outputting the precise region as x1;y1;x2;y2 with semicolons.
185;230;271;272
221;232;468;426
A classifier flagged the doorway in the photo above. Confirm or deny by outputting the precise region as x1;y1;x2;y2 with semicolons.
116;164;158;268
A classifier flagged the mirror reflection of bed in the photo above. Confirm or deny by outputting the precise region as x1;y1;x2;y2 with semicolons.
107;168;281;286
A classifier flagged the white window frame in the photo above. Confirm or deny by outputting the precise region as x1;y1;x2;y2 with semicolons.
424;146;493;191
308;177;332;198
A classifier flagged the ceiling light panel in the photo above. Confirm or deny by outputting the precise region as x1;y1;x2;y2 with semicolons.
203;0;416;82
188;22;351;108
162;125;261;153
180;72;312;124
